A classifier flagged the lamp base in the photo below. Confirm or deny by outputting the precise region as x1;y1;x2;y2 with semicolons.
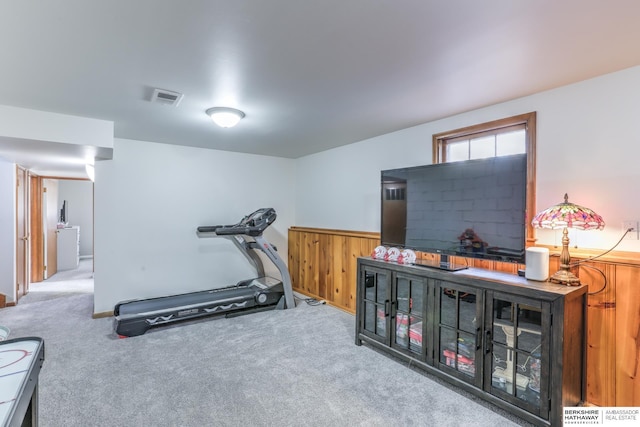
549;269;581;286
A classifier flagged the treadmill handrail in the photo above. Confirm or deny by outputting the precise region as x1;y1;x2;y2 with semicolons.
214;226;253;236
196;225;223;233
197;207;276;237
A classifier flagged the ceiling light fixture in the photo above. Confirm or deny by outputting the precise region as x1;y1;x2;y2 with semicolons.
206;107;245;128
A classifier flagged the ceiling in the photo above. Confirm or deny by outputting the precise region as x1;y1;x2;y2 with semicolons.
1;0;640;177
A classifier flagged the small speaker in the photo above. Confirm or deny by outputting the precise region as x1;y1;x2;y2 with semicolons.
525;247;549;281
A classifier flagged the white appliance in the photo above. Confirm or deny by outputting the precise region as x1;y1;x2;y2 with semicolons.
57;226;80;270
525;247;549;281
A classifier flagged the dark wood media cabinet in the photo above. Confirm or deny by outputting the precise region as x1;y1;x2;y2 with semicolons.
355;257;586;427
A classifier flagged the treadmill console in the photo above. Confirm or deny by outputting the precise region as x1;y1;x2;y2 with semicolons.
241;208;276;230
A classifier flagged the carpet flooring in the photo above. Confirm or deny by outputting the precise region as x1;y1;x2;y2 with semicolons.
0;260;533;426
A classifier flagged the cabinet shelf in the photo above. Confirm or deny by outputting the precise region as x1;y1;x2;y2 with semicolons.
355;257;586;427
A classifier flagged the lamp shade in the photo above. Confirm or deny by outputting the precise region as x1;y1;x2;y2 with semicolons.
531;193;604;285
531;193;605;231
206;107;245;128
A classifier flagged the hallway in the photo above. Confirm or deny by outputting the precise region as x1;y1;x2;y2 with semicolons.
20;258;93;305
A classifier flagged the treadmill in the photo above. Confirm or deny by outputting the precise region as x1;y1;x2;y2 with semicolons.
113;208;295;337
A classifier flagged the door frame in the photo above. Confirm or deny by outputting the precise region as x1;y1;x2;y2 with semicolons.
16;166;29;300
29;175;93;284
42;178;59;279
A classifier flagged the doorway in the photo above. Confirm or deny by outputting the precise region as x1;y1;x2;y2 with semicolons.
27;175;94;299
43;178;59;280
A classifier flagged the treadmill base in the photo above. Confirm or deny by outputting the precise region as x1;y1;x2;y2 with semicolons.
114;278;284;337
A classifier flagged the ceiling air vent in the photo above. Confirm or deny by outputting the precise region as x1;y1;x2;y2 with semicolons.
150;88;184;106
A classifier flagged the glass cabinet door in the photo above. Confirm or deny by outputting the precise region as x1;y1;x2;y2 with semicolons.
435;281;483;386
392;273;426;358
486;294;549;418
360;267;390;343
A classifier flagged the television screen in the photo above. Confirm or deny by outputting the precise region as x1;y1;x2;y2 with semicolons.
381;154;527;263
60;200;67;224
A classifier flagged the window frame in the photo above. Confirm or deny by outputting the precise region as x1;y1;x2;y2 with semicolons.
432;112;537;247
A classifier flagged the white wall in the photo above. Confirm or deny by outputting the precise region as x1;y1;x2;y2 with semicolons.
0;104;113;148
93;138;296;313
0;106;114;303
0;158;16;303
295;65;640;254
58;180;94;257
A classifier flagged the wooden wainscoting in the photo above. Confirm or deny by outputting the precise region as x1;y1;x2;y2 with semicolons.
544;248;640;408
287;226;640;407
288;227;379;313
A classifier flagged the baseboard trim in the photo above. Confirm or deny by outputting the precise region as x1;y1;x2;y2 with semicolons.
92;310;114;319
293;290;355;315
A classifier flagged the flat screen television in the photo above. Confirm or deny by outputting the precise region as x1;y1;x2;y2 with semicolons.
381;154;527;264
60;200;67;224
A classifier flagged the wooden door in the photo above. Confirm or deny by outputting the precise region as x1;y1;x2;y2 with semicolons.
30;175;43;282
43;179;58;279
16;166;29;298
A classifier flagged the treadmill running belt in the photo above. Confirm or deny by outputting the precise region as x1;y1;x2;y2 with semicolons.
114;279;285;337
115;285;253;316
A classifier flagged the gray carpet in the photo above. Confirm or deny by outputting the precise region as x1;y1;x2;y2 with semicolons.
0;266;532;427
19;258;94;304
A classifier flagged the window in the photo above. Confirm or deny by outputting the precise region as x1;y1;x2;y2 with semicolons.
436;124;527;163
432;112;537;246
